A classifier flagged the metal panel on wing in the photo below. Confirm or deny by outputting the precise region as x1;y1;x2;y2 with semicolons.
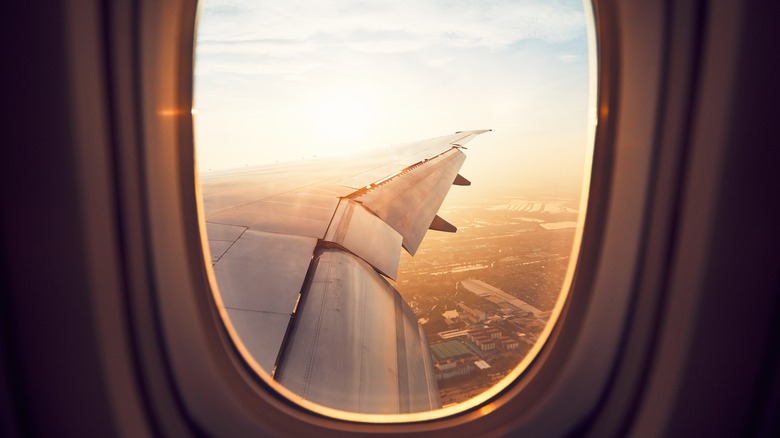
206;223;246;263
207;195;338;238
200;157;349;216
276;249;441;414
212;230;317;372
206;222;246;241
208;240;233;263
335;163;405;189
225;309;292;373
213;230;316;314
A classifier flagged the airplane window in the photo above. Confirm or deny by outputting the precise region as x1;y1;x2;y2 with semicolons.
194;0;595;420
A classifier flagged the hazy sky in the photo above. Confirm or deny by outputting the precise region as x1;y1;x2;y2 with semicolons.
194;0;592;194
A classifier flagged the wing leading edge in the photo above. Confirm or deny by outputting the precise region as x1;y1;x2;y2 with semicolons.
203;130;490;413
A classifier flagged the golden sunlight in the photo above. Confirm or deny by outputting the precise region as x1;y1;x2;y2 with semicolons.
306;85;378;152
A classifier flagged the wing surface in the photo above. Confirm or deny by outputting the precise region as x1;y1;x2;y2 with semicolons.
201;130;490;413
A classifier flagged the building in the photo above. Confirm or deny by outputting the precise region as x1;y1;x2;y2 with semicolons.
457;303;486;324
460;279;551;319
429;340;478;381
468;326;520;352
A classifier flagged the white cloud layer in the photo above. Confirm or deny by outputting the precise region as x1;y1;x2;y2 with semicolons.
197;0;585;57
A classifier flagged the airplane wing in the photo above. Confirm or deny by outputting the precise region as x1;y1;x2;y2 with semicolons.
201;130;490;414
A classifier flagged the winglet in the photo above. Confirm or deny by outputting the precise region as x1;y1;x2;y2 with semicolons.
429;215;457;233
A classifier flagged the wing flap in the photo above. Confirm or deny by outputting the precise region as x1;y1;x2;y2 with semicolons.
323;199;403;279
276;249;441;413
352;148;467;255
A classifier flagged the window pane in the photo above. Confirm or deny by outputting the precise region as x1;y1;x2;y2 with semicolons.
194;0;595;420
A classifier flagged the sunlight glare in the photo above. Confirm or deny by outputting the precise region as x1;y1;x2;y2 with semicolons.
307;85;378;154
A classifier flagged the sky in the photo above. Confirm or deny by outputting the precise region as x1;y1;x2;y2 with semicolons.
193;0;593;195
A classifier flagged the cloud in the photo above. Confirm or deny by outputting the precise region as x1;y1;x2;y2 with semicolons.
196;59;323;80
198;0;586;55
196;39;323;57
557;54;579;62
345;39;431;54
195;0;587;82
426;57;454;67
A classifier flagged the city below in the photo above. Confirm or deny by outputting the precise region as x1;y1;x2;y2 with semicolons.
395;192;579;406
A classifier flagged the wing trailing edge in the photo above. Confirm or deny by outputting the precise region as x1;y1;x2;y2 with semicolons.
351;148;467;255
